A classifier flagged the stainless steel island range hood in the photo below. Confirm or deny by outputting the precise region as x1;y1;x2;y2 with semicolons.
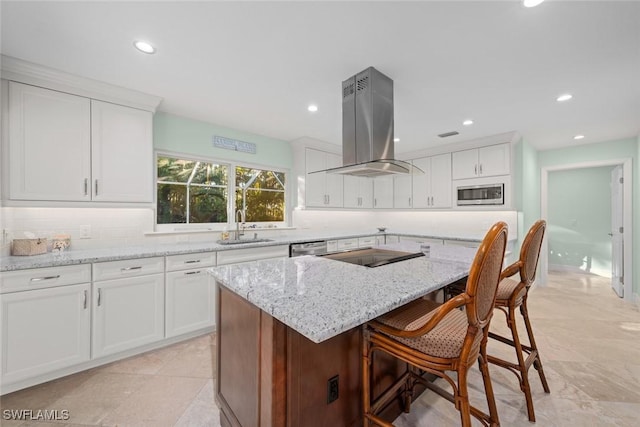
323;67;422;177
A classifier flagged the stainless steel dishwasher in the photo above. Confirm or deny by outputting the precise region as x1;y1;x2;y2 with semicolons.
289;241;328;257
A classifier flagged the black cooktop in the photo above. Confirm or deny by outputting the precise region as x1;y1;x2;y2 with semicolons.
320;248;425;268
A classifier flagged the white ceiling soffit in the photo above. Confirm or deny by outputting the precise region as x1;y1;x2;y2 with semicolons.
1;1;639;152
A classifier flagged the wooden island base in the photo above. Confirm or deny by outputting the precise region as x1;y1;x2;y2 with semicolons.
216;285;432;427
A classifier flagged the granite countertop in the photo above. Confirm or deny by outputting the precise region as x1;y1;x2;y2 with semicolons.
209;244;477;343
0;231;485;272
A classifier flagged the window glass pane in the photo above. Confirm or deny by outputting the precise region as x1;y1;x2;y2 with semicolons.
157;183;187;224
191;163;228;186
157;157;197;183
235;189;284;222
236;167;285;191
190;187;228;223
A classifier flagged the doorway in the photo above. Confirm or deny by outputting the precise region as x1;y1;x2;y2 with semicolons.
540;158;633;302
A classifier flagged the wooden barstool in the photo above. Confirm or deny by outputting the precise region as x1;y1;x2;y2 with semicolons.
488;219;550;422
362;222;508;427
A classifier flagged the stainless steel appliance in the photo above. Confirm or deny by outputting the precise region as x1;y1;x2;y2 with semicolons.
317;67;422;177
289;241;328;257
320;248;424;268
457;183;504;206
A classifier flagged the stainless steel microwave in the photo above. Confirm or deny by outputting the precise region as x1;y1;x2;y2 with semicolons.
457;183;504;206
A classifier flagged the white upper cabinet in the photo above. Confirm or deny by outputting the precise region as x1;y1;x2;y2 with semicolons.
452;143;510;180
6;81;153;203
9;82;92;201
305;148;343;208
344;175;373;208
429;153;453;208
91;100;153;202
410;154;452;209
373;175;394;208
393;171;412;208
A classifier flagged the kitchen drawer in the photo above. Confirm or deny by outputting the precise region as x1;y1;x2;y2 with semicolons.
326;240;338;253
399;236;444;245
0;264;91;294
93;256;164;281
337;238;358;251
217;245;289;265
358;236;376;248
166;252;216;272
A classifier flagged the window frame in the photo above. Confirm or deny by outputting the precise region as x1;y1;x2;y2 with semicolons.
155;151;289;232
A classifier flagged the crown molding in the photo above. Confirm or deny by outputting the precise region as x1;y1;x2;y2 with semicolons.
1;55;162;112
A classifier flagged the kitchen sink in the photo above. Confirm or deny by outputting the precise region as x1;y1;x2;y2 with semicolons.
216;238;274;245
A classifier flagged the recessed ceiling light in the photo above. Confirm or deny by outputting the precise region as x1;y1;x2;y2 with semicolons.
462;120;474;126
556;94;573;102
394;138;400;142
134;40;156;54
307;104;318;112
523;0;545;8
574;135;585;140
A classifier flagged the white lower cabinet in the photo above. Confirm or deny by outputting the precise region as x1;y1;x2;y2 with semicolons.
165;270;215;338
165;252;216;338
0;283;91;386
92;274;164;358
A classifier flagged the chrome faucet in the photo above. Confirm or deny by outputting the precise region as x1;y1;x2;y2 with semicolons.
235;209;246;239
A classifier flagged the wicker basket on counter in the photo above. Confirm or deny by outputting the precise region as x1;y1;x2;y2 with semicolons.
11;238;48;256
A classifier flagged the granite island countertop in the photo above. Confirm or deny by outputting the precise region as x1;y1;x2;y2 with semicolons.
209;244;477;343
0;230;486;272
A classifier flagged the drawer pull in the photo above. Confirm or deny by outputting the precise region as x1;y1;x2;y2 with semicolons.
121;266;143;272
30;275;61;282
185;271;202;275
184;260;201;264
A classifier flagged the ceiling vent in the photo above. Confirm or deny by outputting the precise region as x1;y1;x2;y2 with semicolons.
438;131;459;138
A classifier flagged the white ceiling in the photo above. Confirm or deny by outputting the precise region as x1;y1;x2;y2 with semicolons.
1;1;639;153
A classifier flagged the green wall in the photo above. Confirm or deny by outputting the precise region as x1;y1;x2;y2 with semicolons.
528;137;639;296
547;166;614;276
153;112;293;169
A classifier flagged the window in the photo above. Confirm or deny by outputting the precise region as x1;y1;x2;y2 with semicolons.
235;167;285;222
157;156;228;224
156;155;287;227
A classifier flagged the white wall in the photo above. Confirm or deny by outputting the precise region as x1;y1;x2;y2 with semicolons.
292;209;518;241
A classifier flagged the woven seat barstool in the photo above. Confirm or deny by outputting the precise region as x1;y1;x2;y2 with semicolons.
362;222;508;427
487;219;550;422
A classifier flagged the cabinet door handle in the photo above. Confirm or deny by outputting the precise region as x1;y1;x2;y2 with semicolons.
184;260;201;264
327;195;330;204
121;266;142;272
185;270;202;275
95;179;99;195
84;178;88;196
83;290;88;309
30;275;61;282
97;288;102;306
408;197;411;206
479;164;483;174
374;198;377;207
474;164;478;175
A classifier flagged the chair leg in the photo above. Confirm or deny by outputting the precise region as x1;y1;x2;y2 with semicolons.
456;365;473;427
507;304;536;422
521;299;550;394
479;344;500;427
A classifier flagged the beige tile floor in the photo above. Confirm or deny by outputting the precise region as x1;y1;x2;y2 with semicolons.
1;271;638;426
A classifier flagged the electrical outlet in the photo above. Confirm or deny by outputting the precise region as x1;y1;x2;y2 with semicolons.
79;225;91;239
327;375;339;404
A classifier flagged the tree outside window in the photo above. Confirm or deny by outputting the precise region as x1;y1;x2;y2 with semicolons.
156;156;286;226
157;156;228;224
235;167;285;222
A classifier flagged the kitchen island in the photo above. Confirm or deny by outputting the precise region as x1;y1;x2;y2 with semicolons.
209;245;476;427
